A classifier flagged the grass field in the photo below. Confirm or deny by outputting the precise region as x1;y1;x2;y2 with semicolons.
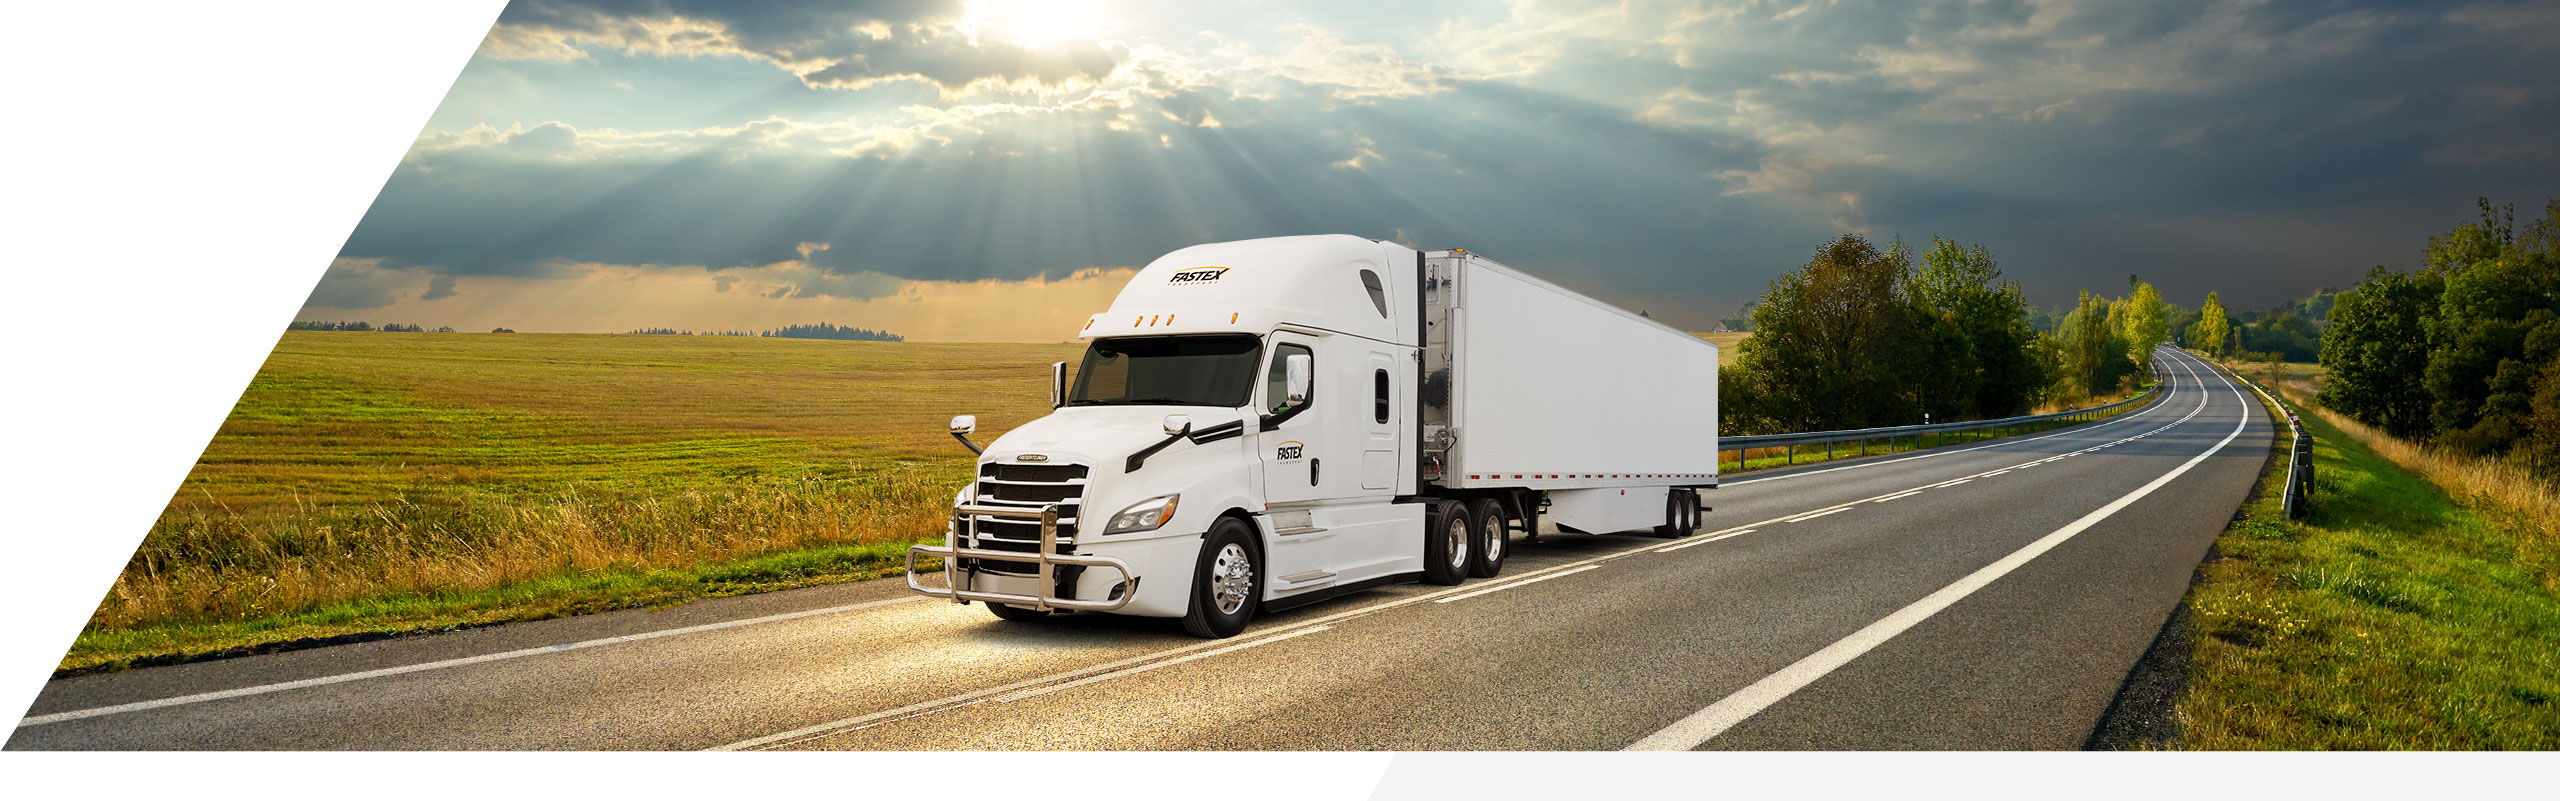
77;332;1080;672
1692;331;1748;367
2170;359;2560;748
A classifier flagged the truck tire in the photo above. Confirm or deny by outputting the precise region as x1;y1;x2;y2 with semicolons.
987;603;1051;622
1653;489;1697;538
1423;500;1470;586
1181;517;1263;638
1466;497;1507;578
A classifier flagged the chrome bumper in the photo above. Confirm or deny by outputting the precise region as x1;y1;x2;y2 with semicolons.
906;502;1137;612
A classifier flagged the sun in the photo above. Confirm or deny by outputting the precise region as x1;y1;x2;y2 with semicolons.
967;0;1107;47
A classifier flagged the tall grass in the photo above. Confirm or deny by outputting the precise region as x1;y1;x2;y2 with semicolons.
102;466;956;630
67;333;1082;671
2296;393;2559;588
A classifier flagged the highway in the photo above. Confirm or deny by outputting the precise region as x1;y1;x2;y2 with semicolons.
9;348;2267;750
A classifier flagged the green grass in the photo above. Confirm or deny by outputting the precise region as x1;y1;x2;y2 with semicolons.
2171;371;2560;748
74;332;1080;673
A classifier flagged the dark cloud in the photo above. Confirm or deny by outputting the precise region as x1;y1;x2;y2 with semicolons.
303;260;414;310
421;273;460;301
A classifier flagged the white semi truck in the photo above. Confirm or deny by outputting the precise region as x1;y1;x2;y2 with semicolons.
909;235;1718;637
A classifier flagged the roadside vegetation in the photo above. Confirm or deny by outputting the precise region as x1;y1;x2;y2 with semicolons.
1720;233;2175;436
2167;197;2560;748
2172;365;2560;748
74;333;1078;672
2315;197;2560;478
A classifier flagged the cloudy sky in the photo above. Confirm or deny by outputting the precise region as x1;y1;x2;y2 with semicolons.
303;0;2560;339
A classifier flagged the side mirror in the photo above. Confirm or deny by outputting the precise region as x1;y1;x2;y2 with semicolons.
1050;361;1067;409
1285;353;1312;407
949;415;977;435
1162;413;1192;437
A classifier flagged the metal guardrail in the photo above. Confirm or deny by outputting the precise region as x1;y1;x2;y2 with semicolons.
1719;383;2164;471
2227;369;2313;519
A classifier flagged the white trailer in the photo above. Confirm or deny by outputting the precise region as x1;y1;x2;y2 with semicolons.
911;235;1718;637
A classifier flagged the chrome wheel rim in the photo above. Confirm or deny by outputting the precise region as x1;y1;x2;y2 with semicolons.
1484;516;1504;563
1446;516;1468;570
1211;542;1253;615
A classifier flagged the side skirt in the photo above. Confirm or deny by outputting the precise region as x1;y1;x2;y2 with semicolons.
1263;571;1422;613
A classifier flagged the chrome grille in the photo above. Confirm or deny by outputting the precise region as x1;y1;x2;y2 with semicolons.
964;461;1088;575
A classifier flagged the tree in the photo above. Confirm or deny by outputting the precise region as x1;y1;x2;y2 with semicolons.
2423;245;2560;455
2062;290;2135;397
2119;281;2170;373
2320;268;2441;439
1737;234;1917;431
1912;236;2047;417
2191;292;2230;358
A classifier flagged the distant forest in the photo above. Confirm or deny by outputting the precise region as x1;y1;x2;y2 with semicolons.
287;320;904;341
629;323;905;341
288;321;453;333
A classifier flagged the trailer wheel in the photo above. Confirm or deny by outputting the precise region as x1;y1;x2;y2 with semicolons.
1180;517;1263;638
1653;489;1697;538
987;603;1051;622
1423;500;1470;586
1466;497;1507;578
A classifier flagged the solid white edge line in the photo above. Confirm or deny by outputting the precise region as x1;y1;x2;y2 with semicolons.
1870;490;1923;503
1783;507;1851;523
18;595;925;727
1626;349;2241;751
1434;564;1602;603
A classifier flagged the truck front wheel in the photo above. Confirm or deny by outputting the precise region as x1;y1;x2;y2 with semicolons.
1423;500;1471;585
1181;518;1263;638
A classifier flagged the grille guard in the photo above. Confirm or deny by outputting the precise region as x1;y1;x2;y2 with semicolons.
907;502;1137;612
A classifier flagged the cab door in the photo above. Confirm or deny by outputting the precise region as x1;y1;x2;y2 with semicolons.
1259;332;1331;506
1257;331;1335;592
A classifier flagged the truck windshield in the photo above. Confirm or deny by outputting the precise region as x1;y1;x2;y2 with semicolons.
1069;335;1262;408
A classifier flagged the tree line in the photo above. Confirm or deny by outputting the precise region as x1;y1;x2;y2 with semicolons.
2318;197;2560;476
288;321;455;333
625;323;906;341
1721;234;2176;435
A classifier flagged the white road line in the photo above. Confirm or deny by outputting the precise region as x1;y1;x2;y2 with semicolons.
991;625;1331;704
1434;565;1602;603
1659;529;1753;552
1784;508;1851;523
17;595;926;728
1983;470;2012;477
1627;349;2241;751
1870;490;1923;503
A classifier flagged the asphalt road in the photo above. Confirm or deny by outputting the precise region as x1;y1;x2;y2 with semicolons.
10;348;2266;750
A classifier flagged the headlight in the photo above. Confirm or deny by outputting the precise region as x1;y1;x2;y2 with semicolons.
1102;494;1180;535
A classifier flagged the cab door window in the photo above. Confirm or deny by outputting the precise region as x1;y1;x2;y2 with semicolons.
1265;343;1313;414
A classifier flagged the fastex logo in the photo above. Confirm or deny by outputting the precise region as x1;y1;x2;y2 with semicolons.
1167;266;1230;285
1014;453;1050;462
1274;441;1305;461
